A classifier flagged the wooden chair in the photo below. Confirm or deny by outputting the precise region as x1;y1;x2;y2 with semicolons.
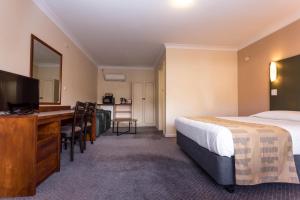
83;102;96;150
61;101;87;161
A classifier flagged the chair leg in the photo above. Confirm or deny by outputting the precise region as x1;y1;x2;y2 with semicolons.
90;133;94;144
79;132;84;153
89;127;94;144
60;137;62;153
70;136;74;162
84;128;87;150
64;138;68;150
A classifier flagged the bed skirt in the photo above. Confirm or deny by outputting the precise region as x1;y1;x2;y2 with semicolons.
177;131;300;186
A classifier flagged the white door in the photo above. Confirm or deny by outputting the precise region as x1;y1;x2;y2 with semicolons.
133;83;144;126
144;82;155;125
132;82;155;126
40;80;54;103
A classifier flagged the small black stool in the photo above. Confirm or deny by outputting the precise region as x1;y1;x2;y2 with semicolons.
112;118;137;136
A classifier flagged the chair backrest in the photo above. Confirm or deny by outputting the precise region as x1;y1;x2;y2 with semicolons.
73;101;87;130
85;102;96;123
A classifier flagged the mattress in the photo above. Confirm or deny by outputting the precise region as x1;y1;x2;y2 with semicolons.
175;116;300;157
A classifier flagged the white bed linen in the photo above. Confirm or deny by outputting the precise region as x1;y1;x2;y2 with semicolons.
175;116;300;157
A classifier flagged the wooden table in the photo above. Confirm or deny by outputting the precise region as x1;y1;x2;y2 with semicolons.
112;118;137;136
0;110;96;198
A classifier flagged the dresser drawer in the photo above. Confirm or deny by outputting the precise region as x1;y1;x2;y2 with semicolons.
36;153;58;185
36;135;59;185
37;135;58;163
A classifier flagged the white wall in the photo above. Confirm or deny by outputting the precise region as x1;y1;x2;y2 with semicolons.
155;56;166;133
0;0;98;106
98;67;156;126
165;48;238;136
97;67;155;104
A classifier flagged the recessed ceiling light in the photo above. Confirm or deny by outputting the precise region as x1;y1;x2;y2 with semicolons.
171;0;194;8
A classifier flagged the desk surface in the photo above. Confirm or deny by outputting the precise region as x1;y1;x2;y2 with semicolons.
38;110;74;117
0;110;74;118
37;110;74;124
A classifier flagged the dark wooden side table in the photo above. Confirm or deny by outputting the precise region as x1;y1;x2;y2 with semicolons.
112;118;137;136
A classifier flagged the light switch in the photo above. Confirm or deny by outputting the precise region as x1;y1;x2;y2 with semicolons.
244;56;250;62
271;89;277;96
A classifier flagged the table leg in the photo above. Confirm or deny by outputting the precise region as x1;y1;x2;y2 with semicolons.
117;121;119;136
129;121;131;133
112;120;115;133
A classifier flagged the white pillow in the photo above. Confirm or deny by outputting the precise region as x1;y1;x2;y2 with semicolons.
252;111;300;122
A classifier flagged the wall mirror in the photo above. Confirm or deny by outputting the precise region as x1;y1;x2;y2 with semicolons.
30;35;62;104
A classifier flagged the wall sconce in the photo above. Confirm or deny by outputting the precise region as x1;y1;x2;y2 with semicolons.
270;62;277;82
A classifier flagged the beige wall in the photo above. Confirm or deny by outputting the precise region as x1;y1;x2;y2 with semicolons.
165;48;238;136
238;19;300;116
97;68;155;104
0;0;98;106
155;55;166;132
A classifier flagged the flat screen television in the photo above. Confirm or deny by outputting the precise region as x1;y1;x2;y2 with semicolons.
0;70;39;114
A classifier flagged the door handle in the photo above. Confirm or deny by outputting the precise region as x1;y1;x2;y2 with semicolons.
142;98;146;100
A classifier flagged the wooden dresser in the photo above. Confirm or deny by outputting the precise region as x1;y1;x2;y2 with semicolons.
0;110;96;198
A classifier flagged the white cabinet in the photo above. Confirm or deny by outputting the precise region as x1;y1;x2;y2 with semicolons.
132;82;155;127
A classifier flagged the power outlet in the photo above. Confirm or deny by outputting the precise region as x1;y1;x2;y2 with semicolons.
271;89;278;96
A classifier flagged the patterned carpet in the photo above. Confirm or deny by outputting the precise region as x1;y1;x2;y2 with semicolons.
7;127;300;200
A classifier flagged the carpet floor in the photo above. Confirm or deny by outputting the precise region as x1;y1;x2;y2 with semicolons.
7;127;300;200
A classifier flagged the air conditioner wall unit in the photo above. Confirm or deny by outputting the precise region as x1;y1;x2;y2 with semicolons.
104;73;126;81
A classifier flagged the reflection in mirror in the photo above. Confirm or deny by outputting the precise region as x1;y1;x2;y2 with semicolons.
31;35;62;104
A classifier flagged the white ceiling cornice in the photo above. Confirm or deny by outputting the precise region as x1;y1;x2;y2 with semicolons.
164;43;238;51
98;65;155;70
153;45;166;69
238;12;300;50
32;0;97;66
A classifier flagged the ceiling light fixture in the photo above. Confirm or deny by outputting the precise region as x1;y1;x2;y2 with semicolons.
171;0;194;9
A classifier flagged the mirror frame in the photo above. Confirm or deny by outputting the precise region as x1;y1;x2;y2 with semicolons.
30;34;63;105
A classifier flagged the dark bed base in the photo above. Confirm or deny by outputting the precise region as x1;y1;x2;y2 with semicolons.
177;131;300;192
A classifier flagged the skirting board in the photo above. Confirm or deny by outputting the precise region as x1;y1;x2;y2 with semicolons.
164;133;176;138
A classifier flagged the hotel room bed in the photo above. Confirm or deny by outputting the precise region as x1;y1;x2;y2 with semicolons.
175;111;300;190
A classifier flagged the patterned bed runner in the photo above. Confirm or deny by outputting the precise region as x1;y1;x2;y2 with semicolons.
191;117;299;185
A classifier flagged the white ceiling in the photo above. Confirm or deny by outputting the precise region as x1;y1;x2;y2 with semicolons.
34;0;300;68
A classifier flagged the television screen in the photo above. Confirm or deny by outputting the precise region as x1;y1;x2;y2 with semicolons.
0;70;39;113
